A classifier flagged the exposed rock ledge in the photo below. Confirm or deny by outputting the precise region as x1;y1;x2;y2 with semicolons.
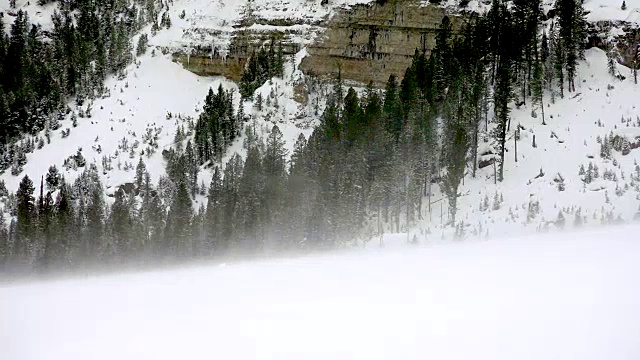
173;0;464;86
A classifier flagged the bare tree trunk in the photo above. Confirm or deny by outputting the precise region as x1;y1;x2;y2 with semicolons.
541;96;546;125
378;205;383;247
514;134;518;163
472;108;479;178
396;191;401;233
493;160;497;185
417;189;423;220
405;171;411;234
634;30;639;85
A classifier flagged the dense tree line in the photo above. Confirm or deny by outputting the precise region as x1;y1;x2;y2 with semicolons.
239;37;285;99
194;85;240;164
0;0;165;174
0;0;592;275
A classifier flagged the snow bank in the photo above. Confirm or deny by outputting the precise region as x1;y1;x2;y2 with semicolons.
584;0;640;24
2;225;640;360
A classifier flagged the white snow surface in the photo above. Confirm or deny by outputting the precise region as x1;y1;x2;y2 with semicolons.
446;47;640;240
2;225;640;360
0;0;59;32
584;0;640;23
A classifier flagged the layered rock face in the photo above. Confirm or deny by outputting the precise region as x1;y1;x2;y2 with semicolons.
172;0;462;86
300;0;461;86
588;20;640;72
172;27;306;81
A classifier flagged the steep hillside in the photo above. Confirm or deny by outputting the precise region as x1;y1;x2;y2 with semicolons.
447;47;640;240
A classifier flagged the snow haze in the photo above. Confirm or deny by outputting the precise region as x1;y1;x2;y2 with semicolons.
2;225;640;360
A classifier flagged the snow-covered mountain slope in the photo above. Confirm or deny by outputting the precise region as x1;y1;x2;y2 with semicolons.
0;53;232;199
444;47;640;240
0;0;59;32
584;0;640;23
0;46;317;211
1;0;640;241
2;224;640;360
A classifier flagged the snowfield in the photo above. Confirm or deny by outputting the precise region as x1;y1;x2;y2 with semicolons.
2;225;640;360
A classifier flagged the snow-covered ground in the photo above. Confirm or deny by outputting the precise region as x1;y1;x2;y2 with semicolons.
584;0;640;23
0;0;59;33
0;52;236;204
2;225;640;360
437;47;640;240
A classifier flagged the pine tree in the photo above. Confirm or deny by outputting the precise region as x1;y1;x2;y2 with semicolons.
45;165;61;190
220;154;243;251
383;74;402;142
135;157;147;189
607;44;618;78
185;140;199;198
0;180;8;197
136;33;149;56
263;125;288;248
237;145;264;252
494;55;512;182
434;16;453;98
285;133;313;247
531;50;546;125
204;166;223;254
53;182;75;266
15;175;35;264
111;189;132;259
165;182;193;258
343;87;364;145
76;165;105;261
140;172;164;257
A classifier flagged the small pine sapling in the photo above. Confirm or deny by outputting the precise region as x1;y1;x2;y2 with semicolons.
555;210;566;229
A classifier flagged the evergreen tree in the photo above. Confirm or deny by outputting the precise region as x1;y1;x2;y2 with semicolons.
15;175;35;263
38;187;55;270
45;165;61;190
531;50;546;125
205;166;223;254
185;140;199;198
263;125;288;248
110;189;132;260
140;172;164;257
433;16;453;98
136;33;149;56
220;154;243;250
165;182;193;258
0;179;8;198
383;74;402;142
494;54;513;182
135;157;147;189
343;87;364;145
237;145;264;252
54;182;75;267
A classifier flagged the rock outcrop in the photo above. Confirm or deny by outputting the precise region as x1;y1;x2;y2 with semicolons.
588;20;640;71
300;0;463;86
172;0;464;86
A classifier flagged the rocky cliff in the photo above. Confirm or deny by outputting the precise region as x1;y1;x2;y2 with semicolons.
588;20;640;74
171;0;464;86
300;0;463;86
